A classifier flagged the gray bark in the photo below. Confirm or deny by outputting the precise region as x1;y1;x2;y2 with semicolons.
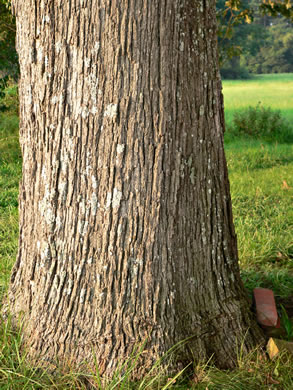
9;0;263;378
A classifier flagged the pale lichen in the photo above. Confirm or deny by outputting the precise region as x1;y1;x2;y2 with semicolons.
105;188;122;210
79;199;86;215
104;103;118;118
37;47;43;62
66;279;73;295
91;175;97;189
55;41;62;53
80;288;86;303
41;166;46;181
81;106;89;119
116;144;125;154
84;57;91;68
93;41;100;53
41;243;51;263
91;106;98;115
112;188;122;209
55;215;63;229
78;220;88;236
44;207;55;225
42;15;50;24
51;95;59;104
90;193;99;216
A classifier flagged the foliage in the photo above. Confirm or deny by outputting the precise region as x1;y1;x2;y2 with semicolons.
280;305;293;341
228;103;293;142
217;0;253;66
241;269;293;299
0;0;17;100
243;19;293;73
220;57;251;79
0;75;8;100
261;0;293;21
218;0;293;78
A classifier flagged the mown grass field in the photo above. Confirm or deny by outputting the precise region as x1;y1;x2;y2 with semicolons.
223;73;293;126
0;75;293;388
223;74;293;301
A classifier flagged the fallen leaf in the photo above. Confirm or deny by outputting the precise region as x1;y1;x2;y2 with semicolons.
282;180;290;190
267;337;279;359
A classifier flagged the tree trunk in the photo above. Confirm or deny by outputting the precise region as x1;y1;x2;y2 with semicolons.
9;0;263;377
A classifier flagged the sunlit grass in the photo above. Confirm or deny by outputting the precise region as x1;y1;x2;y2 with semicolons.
223;73;293;125
0;85;20;299
0;313;292;389
225;140;293;274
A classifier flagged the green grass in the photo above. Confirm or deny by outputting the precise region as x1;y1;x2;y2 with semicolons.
223;73;293;126
1;316;293;389
226;140;293;270
222;74;293;300
1;77;293;388
0;314;293;390
0;85;20;297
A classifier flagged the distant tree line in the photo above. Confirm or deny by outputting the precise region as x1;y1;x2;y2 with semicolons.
218;0;293;79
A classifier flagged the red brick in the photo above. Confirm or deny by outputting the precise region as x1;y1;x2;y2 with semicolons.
253;288;279;327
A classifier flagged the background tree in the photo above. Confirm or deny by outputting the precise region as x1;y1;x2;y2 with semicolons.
8;0;263;377
218;0;293;78
243;18;293;73
0;0;17;100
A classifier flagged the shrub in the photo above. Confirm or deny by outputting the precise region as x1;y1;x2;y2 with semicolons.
220;63;251;80
228;103;293;143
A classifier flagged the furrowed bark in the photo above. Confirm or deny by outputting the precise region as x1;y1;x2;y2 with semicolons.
9;0;263;377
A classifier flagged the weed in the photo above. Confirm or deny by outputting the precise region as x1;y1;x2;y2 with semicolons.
242;269;293;299
227;103;293;143
280;305;293;341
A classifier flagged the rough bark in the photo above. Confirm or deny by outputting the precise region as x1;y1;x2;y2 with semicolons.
9;0;263;377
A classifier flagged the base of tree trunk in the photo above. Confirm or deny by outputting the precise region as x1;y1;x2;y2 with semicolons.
8;290;264;378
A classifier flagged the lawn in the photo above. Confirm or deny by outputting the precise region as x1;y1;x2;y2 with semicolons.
222;73;293;300
0;76;293;388
223;73;293;126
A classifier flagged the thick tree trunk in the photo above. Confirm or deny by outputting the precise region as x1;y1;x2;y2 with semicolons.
9;0;263;377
